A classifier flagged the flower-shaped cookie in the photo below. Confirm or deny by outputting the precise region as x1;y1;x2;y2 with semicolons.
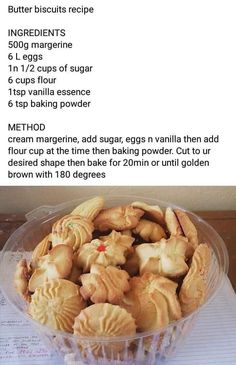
73;303;136;357
120;273;181;332
14;259;31;301
93;205;144;232
133;219;167;242
80;264;130;304
29;244;73;292
131;201;165;226
71;196;104;221
52;214;94;251
136;237;189;278
77;231;134;272
29;279;86;332
31;234;51;269
99;230;135;250
179;243;210;315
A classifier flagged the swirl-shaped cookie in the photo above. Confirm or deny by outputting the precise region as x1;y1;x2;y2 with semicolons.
52;214;94;251
179;243;211;315
93;205;144;232
71;196;104;221
133;219;166;242
77;232;133;272
120;273;181;332
29;279;86;332
73;303;136;357
80;264;130;304
136;237;189;278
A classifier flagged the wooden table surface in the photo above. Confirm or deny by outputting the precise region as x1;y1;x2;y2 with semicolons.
0;211;235;291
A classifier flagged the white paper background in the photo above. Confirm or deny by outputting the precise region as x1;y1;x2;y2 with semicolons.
0;0;236;185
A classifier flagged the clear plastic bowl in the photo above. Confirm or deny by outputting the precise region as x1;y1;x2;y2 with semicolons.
0;196;229;365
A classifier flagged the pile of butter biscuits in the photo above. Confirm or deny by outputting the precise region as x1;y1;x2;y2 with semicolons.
14;196;211;355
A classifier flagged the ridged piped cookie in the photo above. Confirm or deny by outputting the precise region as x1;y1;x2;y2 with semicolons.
80;264;130;304
179;243;211;315
120;273;181;332
71;196;104;221
52;214;94;251
29;279;86;332
94;205;144;232
73;303;136;356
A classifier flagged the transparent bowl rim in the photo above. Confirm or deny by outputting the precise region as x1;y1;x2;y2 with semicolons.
0;194;229;343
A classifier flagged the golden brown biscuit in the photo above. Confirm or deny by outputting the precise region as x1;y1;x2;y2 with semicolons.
31;234;52;269
133;219;167;242
29;244;73;292
73;303;136;357
131;201;165;226
179;243;211;315
174;209;198;251
14;259;31;301
165;207;194;257
165;207;183;237
121;246;140;276
80;264;130;304
120;229;133;236
71;196;104;221
136;237;189;278
29;279;86;332
77;231;133;272
93;205;144;232
66;252;82;284
120;273;181;332
51;214;94;251
99;230;134;250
